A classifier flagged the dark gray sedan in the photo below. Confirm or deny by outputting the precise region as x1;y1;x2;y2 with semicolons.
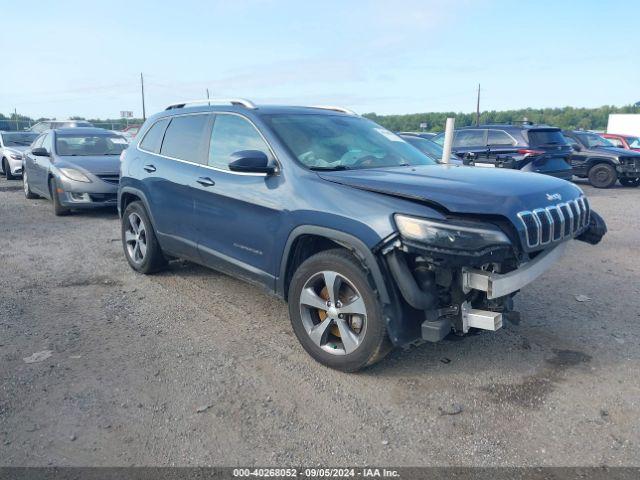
22;128;127;215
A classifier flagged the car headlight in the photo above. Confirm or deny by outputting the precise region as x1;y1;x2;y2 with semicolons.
59;168;92;183
395;214;511;251
9;152;22;160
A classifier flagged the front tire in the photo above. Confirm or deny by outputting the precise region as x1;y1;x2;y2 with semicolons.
49;177;71;216
588;163;617;188
3;159;16;180
121;201;167;274
23;169;38;199
619;177;640;188
288;248;391;372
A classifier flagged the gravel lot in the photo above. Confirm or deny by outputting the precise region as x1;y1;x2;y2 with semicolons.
0;175;638;467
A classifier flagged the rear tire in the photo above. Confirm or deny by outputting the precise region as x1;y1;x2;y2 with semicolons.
288;248;391;372
619;177;640;188
121;201;167;274
23;169;38;199
49;177;71;216
3;159;16;180
588;163;617;188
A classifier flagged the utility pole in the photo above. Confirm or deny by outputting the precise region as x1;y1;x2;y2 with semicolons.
140;73;146;121
475;83;481;127
14;108;18;130
206;88;210;106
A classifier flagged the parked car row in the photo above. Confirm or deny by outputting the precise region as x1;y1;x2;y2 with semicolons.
1;100;608;372
421;123;640;189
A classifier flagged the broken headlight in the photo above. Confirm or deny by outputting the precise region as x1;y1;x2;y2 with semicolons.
395;214;511;251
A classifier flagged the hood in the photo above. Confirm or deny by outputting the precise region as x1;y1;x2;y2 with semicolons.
317;165;583;217
4;146;29;154
583;146;640;158
55;155;120;174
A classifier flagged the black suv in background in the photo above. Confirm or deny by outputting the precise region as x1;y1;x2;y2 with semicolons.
433;124;573;180
562;130;640;188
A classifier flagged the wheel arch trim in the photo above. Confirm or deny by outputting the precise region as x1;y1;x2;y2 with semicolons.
118;186;157;226
277;225;391;304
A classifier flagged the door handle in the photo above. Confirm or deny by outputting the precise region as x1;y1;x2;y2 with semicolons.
143;164;156;173
197;176;216;187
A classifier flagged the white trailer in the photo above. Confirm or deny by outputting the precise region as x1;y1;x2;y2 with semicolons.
607;114;640;136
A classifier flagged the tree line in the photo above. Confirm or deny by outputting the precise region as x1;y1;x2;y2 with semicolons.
363;104;640;133
2;104;639;132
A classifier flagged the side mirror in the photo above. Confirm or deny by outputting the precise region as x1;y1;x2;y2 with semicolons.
32;147;49;157
571;143;581;151
228;150;275;174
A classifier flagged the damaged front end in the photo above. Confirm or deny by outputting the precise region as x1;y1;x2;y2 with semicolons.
380;207;607;346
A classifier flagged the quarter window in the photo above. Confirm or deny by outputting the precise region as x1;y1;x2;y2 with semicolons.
139;118;170;154
32;134;45;148
161;114;210;162
487;129;515;146
42;134;52;152
208;114;270;170
453;130;485;147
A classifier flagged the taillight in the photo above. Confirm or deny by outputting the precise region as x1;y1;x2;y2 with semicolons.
120;149;127;162
517;149;544;157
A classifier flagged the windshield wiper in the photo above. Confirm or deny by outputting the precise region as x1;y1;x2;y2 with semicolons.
309;165;351;171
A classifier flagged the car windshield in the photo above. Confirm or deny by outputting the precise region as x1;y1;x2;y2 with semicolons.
1;132;38;146
576;133;614;148
55;134;128;156
625;136;640;148
262;114;436;170
402;136;449;162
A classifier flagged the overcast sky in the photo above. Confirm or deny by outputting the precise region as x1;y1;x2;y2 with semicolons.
2;0;637;119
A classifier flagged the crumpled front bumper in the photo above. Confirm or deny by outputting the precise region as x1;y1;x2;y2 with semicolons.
462;241;567;299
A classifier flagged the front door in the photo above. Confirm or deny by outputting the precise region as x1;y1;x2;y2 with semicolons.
193;113;286;290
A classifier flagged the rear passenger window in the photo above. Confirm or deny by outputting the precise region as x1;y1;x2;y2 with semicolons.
453;130;485;147
160;115;209;162
139;119;169;154
208;114;270;170
487;130;515;146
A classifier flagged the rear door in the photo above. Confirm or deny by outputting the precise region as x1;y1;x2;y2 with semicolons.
451;129;488;161
522;128;573;177
485;129;519;168
138;114;211;261
193;112;285;290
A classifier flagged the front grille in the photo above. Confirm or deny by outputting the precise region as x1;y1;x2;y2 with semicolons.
517;197;590;249
88;193;117;203
96;174;120;185
620;157;640;173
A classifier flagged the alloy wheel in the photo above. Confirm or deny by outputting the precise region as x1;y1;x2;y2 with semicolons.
298;270;367;355
124;212;148;265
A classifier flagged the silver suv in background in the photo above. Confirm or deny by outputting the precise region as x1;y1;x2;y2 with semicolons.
0;131;39;179
29;120;94;133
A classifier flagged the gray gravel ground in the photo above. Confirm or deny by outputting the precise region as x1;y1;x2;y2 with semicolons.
0;175;638;467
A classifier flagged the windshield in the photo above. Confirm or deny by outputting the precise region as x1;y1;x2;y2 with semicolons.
402;136;448;161
262;114;436;170
576;133;614;148
55;134;128;156
1;132;38;147
625;136;640;149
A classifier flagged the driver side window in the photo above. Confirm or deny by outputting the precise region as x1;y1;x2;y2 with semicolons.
208;114;270;170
